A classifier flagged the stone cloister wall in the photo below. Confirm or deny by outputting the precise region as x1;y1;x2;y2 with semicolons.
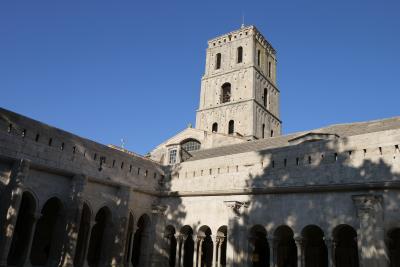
159;127;400;267
0;108;164;267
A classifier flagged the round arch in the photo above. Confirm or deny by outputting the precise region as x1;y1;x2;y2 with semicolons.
301;225;327;267
249;225;269;267
274;225;297;267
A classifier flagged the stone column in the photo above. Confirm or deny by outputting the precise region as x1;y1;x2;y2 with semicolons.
294;236;303;267
197;237;204;267
193;237;198;267
84;220;96;267
175;235;182;267
0;159;30;267
60;174;88;267
149;203;168;267
324;237;334;267
216;237;224;267
224;201;249;267
352;194;389;267
268;237;276;267
23;212;41;266
212;235;217;267
180;235;190;267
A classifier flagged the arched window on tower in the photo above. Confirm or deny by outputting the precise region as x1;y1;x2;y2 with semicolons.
212;123;218;133
228;120;234;135
216;53;221;69
237;47;243;63
221;83;231;103
263;88;268;108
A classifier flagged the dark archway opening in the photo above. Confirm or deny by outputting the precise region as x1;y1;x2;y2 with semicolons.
217;226;227;266
302;225;327;267
87;206;111;267
250;225;269;267
7;192;36;266
228;120;235;135
198;226;213;267
212;123;218;133
165;225;177;267
180;225;194;267
30;197;63;266
221;83;231;103
333;225;359;267
274;225;297;267
132;214;150;267
74;203;91;267
387;228;400;267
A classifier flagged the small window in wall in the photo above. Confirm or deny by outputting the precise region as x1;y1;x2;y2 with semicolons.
221;83;231;103
212;123;218;133
262;124;265;139
181;139;201;152
169;149;177;164
237;46;243;63
228;120;235;135
216;53;221;69
270;130;274;137
263;88;268;108
257;50;261;66
268;62;272;78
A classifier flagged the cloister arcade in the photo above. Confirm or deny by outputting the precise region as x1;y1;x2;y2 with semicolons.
4;191;152;267
4;190;400;266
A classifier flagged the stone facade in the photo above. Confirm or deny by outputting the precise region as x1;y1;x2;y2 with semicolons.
1;25;400;267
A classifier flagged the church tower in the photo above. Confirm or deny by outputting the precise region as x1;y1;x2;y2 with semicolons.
195;25;282;139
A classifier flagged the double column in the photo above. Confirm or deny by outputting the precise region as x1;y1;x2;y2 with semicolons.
0;159;30;267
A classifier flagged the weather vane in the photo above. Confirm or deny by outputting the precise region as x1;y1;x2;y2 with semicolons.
241;13;245;28
121;138;125;149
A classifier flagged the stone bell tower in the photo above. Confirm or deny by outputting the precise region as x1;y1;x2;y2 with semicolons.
195;25;281;140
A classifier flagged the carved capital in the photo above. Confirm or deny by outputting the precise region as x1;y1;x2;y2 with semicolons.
12;159;30;185
352;194;382;217
224;201;249;216
151;203;168;215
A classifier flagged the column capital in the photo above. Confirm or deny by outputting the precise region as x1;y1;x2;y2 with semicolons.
294;235;304;245
12;158;31;185
224;201;249;216
352;194;383;217
151;203;168;215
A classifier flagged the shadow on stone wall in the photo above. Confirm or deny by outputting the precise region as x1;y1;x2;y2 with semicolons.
228;137;400;266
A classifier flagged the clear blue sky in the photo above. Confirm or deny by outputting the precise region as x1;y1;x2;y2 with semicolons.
1;0;399;155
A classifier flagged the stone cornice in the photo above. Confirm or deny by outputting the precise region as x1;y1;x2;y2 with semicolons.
159;181;400;197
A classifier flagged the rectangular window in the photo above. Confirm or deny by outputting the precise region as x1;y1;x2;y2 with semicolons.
268;62;272;77
257;50;261;66
216;53;221;69
169;149;177;164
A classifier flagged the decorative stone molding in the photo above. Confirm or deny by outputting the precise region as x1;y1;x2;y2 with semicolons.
151;203;168;215
352;194;383;218
224;201;249;216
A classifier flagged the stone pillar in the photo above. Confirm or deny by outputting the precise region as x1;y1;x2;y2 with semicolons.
23;212;41;266
193;237;198;267
212;235;217;267
110;186;131;267
197;237;204;267
0;159;30;267
352;194;389;267
149;203;168;267
324;237;334;267
60;174;88;267
224;201;249;267
294;236;303;267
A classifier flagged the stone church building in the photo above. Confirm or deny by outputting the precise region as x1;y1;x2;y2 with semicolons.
1;25;399;267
